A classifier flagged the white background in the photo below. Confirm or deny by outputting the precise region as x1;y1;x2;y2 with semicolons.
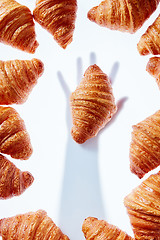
0;0;160;239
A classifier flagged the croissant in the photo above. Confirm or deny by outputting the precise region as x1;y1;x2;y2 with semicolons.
0;209;69;239
70;64;117;144
0;58;44;105
0;0;38;53
82;217;133;240
146;57;160;89
33;0;77;49
130;110;160;179
0;154;33;199
137;14;160;55
0;106;32;160
87;0;160;33
124;171;160;240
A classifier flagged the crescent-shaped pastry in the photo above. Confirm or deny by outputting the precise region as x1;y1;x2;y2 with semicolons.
146;57;160;89
0;58;44;104
137;14;160;55
87;0;160;33
0;0;38;53
70;64;117;144
33;0;77;49
82;217;133;239
0;106;33;160
0;154;34;199
0;209;69;239
124;171;160;240
129;110;160;178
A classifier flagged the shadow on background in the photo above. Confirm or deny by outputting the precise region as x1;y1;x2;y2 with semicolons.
57;53;127;239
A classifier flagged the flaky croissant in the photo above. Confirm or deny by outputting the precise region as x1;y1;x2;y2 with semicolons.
82;217;133;240
0;58;44;105
124;171;160;240
0;209;69;239
0;106;32;160
130;110;160;179
87;0;160;33
137;14;160;55
70;64;117;144
0;154;34;199
33;0;77;49
146;57;160;89
0;0;38;53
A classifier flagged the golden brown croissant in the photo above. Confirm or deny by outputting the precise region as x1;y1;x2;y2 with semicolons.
82;217;133;240
130;110;160;179
0;106;33;160
33;0;77;49
0;58;44;105
87;0;160;33
0;0;38;53
70;64;117;144
146;57;160;89
137;14;160;55
0;154;34;199
124;171;160;240
0;209;69;239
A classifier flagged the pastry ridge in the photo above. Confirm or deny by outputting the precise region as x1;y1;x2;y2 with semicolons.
87;0;160;33
0;106;33;160
0;0;38;53
0;154;34;199
0;58;44;104
0;210;69;239
33;0;77;49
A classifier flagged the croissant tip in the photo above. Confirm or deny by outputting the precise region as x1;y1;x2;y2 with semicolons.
71;128;87;144
32;58;44;76
137;42;149;56
22;171;34;189
29;40;39;54
87;7;97;22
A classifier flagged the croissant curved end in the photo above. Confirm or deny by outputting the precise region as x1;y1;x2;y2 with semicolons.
146;57;159;76
87;7;97;22
22;171;34;189
71;127;88;144
28;40;39;54
137;41;150;55
32;58;44;77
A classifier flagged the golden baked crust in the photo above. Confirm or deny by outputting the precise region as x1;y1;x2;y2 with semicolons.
33;0;77;49
129;110;160;178
0;154;33;199
0;0;38;53
124;171;160;240
70;64;117;144
0;106;33;160
146;57;160;89
82;217;133;240
0;58;44;104
138;14;160;55
0;210;69;239
88;0;160;33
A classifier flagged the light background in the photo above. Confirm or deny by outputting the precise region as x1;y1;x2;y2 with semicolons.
0;0;160;239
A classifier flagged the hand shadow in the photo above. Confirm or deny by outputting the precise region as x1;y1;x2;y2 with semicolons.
57;53;128;240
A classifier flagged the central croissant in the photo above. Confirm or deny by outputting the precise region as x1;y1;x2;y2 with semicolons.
88;0;160;33
0;58;44;105
0;106;32;160
33;0;77;49
0;0;38;53
0;210;69;239
70;64;117;144
82;217;133;240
